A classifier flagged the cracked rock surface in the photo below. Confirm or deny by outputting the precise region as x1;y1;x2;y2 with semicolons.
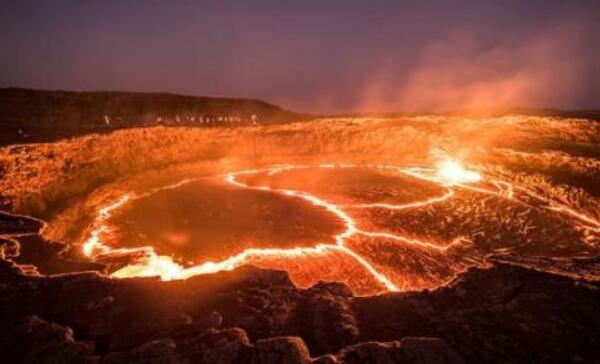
1;241;599;363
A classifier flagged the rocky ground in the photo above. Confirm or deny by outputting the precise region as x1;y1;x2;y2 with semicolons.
1;212;600;364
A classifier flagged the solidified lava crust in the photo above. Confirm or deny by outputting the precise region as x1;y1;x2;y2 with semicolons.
2;250;600;363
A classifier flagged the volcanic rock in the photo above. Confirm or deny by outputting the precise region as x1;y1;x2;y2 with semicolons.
331;338;465;364
1;253;599;363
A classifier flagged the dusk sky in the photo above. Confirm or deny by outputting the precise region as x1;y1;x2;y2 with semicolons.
1;0;599;113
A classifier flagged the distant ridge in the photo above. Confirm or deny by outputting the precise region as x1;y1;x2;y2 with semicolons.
0;88;304;143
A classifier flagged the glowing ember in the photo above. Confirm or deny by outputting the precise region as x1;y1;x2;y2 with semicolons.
435;159;482;185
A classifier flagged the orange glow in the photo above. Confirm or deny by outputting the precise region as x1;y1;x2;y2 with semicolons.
81;162;600;293
435;159;482;185
351;189;455;210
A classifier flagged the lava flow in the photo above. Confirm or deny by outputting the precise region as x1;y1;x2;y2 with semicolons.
81;159;600;294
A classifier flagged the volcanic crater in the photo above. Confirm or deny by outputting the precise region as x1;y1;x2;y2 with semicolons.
2;107;600;363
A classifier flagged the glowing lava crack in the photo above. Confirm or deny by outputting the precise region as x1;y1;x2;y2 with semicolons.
81;160;600;294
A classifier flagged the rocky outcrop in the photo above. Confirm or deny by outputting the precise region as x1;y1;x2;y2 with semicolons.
327;338;465;364
0;211;44;235
1;249;599;363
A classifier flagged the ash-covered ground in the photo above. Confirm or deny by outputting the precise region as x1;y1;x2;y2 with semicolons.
1;114;600;363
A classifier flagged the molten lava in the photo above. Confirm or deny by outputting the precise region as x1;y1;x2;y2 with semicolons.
80;160;600;294
435;159;482;185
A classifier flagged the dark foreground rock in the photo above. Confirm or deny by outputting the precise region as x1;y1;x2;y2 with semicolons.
1;251;599;363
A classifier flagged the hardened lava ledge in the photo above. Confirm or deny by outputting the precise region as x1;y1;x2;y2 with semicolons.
1;236;600;363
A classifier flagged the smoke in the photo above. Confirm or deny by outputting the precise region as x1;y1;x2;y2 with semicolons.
359;21;596;113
